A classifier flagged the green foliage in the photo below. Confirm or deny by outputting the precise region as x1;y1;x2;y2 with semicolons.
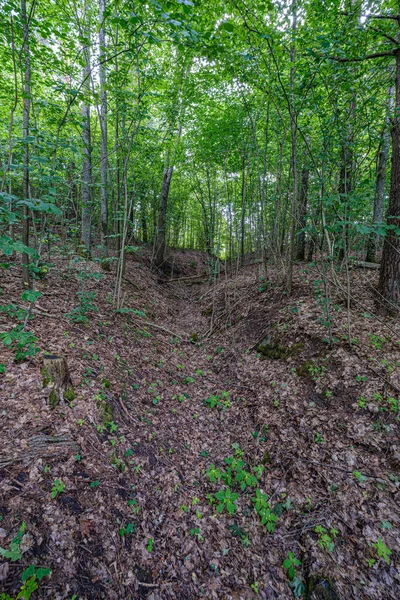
66;291;97;323
315;525;338;553
371;538;391;565
51;478;65;498
214;488;240;514
353;470;367;483
203;391;230;410
0;327;38;362
283;552;305;598
252;490;278;533
119;523;135;537
0;522;26;562
17;565;51;600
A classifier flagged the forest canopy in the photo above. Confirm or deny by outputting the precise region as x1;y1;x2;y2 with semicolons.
1;0;400;306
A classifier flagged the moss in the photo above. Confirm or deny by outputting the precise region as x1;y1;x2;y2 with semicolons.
41;367;51;388
64;387;76;402
306;576;340;600
100;258;111;271
296;360;313;377
96;395;113;424
262;451;272;464
256;334;304;360
290;342;305;354
49;388;59;408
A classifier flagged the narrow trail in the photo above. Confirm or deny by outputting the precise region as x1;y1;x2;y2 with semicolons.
0;249;399;600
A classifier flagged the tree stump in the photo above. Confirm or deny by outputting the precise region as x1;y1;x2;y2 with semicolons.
41;354;75;408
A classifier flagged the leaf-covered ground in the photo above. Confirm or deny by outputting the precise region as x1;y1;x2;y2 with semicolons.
0;248;399;599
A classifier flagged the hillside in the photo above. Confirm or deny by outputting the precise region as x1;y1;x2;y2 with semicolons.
0;248;399;600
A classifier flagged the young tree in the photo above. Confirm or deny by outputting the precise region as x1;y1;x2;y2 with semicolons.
81;2;92;256
99;0;108;256
21;0;30;286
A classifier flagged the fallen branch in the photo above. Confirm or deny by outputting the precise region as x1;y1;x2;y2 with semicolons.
166;273;208;283
134;318;188;341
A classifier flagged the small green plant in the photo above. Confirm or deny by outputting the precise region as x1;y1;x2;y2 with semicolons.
66;291;98;324
227;522;250;547
314;432;323;444
16;564;51;600
235;469;257;491
250;581;259;594
357;396;367;408
0;522;26;561
353;470;367;483
206;464;221;483
371;538;391;565
214;488;239;514
282;552;305;598
189;527;204;541
315;525;338;552
252;489;278;533
51;478;65;498
146;537;154;552
0;326;40;362
119;523;135;537
368;334;385;350
204;391;231;410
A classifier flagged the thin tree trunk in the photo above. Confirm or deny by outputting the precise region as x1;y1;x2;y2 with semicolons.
99;0;108;256
153;124;182;267
366;84;394;263
154;166;174;266
285;0;298;294
296;164;309;260
240;153;246;265
21;0;30;287
378;51;400;308
81;4;92;256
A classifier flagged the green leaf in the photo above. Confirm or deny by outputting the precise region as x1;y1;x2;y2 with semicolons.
21;565;35;582
35;567;51;581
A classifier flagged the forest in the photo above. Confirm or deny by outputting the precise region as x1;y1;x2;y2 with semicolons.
0;0;399;599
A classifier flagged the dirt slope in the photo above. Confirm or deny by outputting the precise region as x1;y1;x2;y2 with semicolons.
0;248;399;600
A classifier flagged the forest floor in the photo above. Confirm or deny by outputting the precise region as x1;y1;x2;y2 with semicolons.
0;246;399;600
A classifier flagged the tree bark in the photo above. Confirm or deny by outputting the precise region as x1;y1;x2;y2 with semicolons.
240;153;246;265
154;166;174;266
296;164;309;261
285;0;298;294
21;0;30;287
378;51;400;308
153;124;182;267
99;0;108;256
366;84;394;263
81;5;92;257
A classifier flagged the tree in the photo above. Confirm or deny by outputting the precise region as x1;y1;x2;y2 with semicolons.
99;0;108;256
21;0;30;286
81;1;92;257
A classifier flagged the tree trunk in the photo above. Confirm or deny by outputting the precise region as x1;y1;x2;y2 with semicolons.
378;51;400;308
285;0;298;294
21;0;30;287
296;164;309;260
366;83;394;263
240;154;246;265
153;124;182;267
99;0;108;256
81;8;92;257
154;166;174;266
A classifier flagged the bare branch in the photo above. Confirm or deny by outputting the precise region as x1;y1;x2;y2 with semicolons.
368;26;398;45
329;50;395;62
